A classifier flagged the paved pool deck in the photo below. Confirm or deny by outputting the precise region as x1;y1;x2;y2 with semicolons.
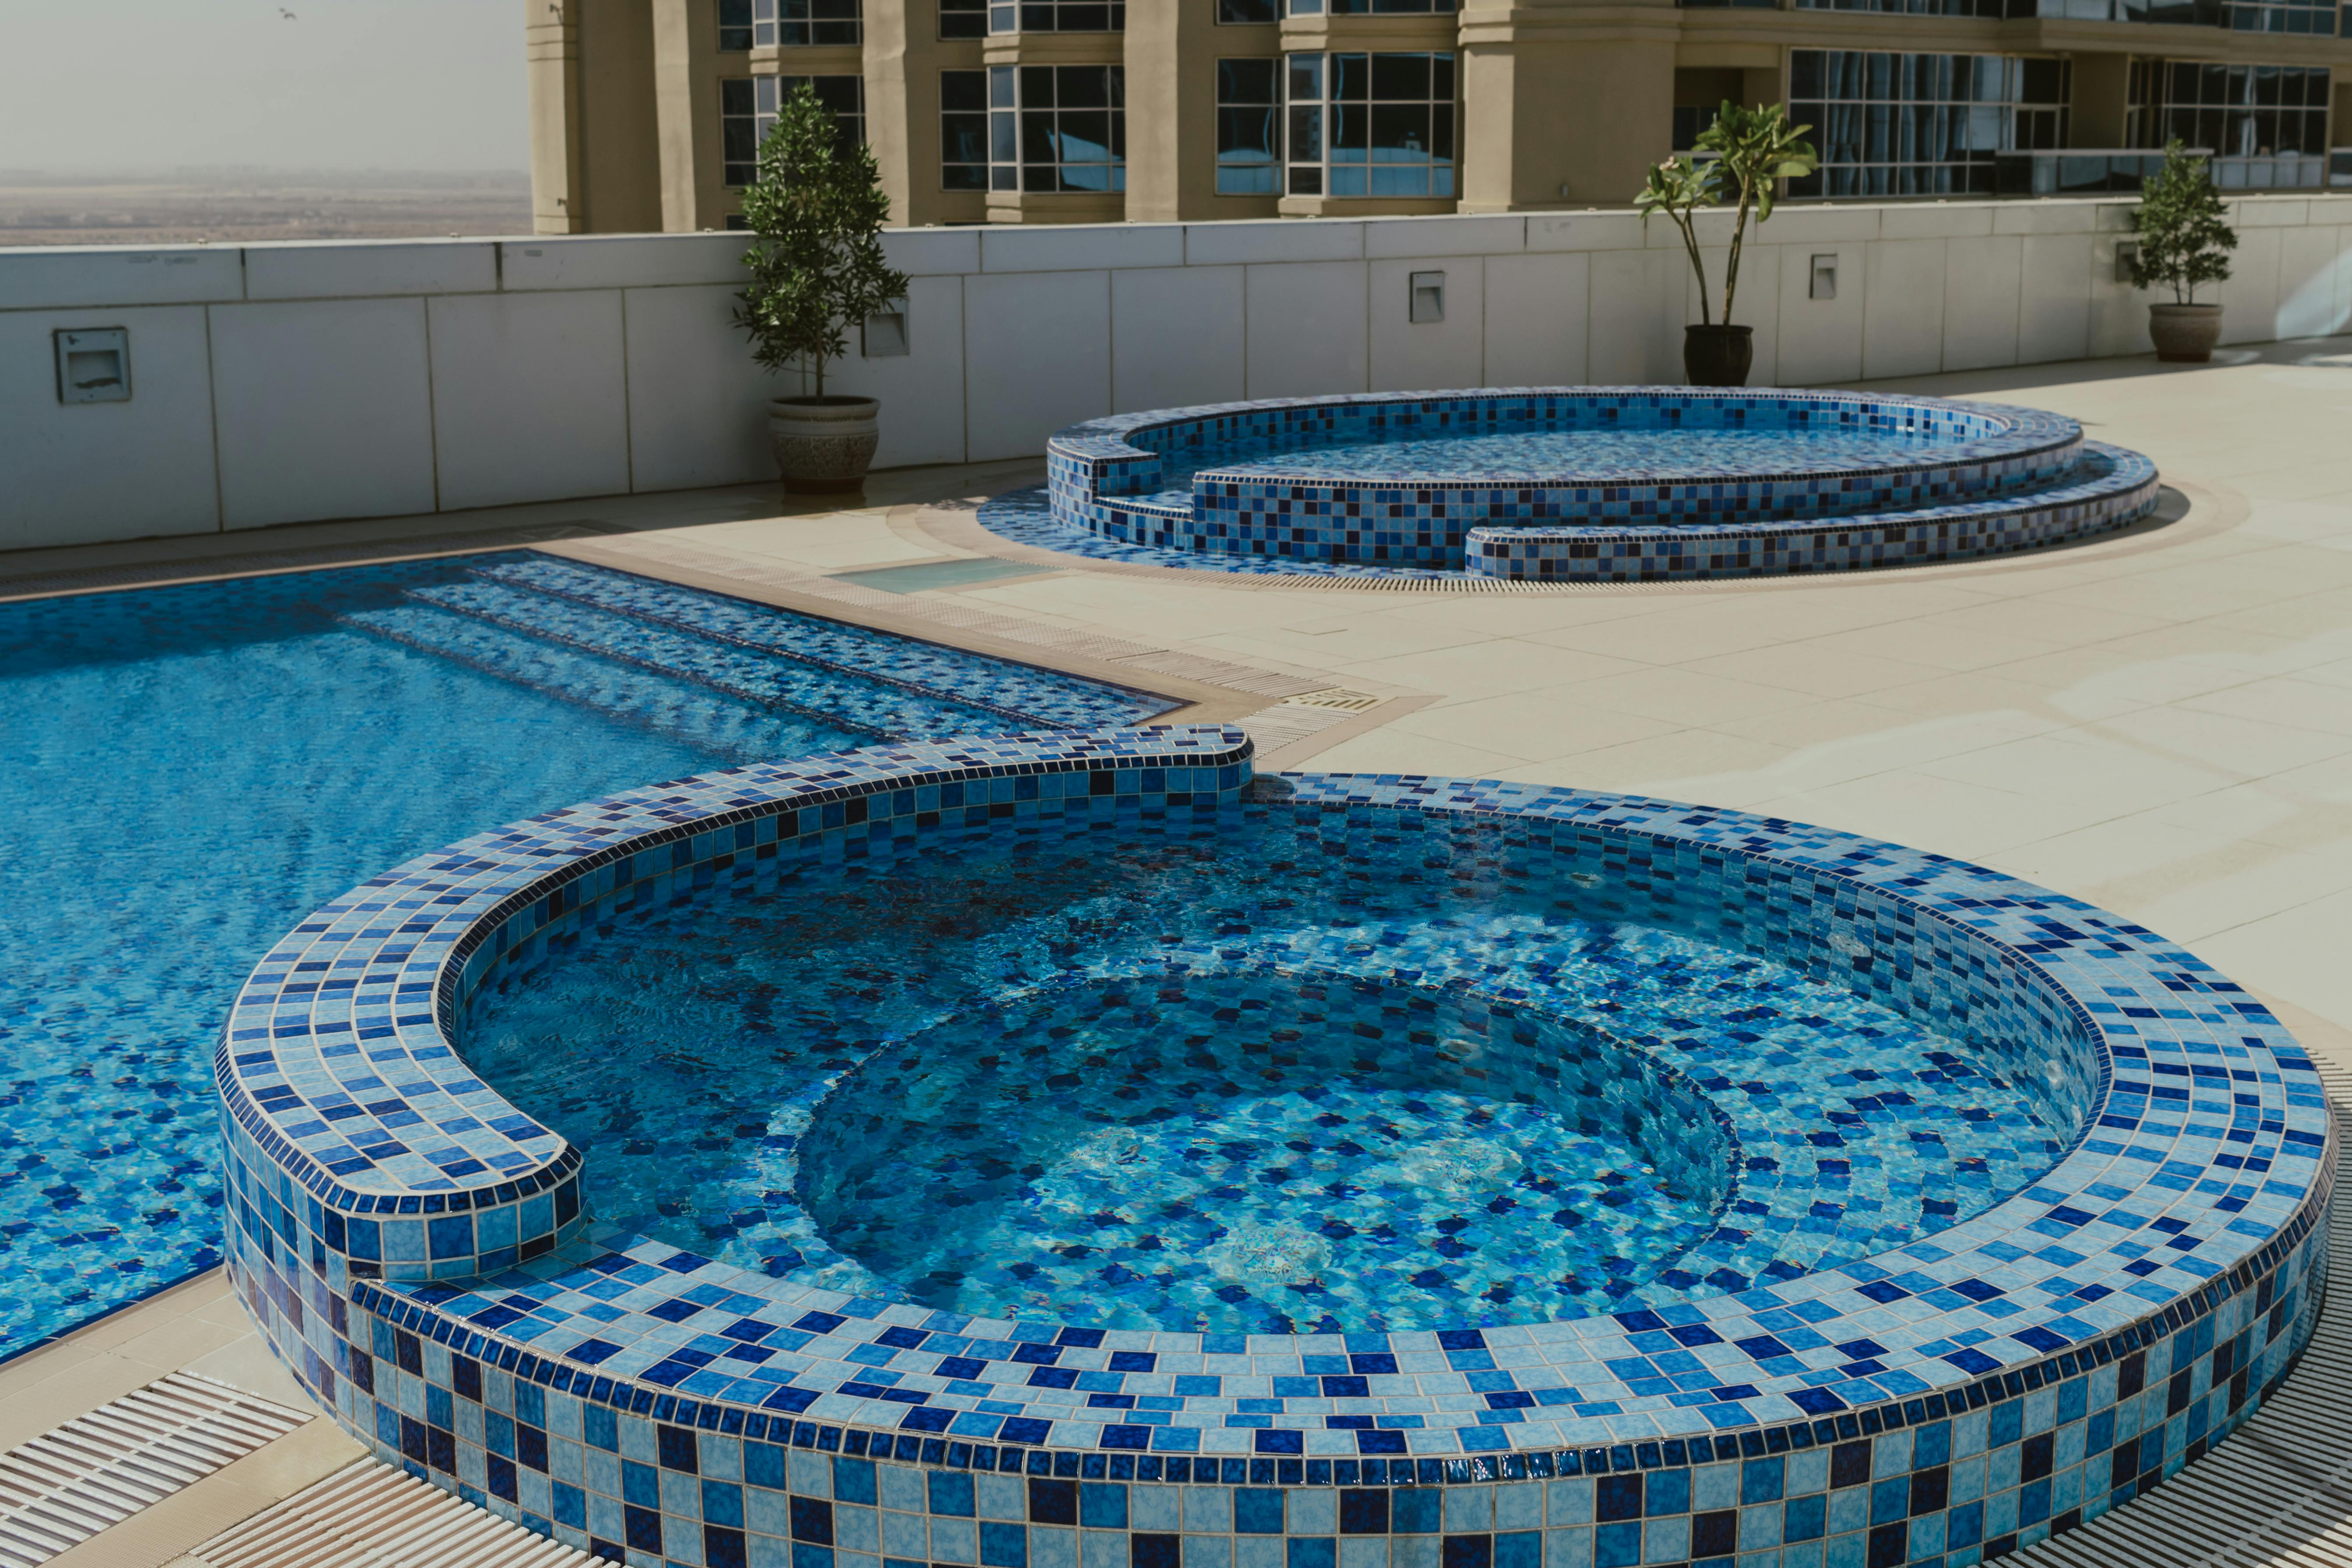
7;337;2352;1564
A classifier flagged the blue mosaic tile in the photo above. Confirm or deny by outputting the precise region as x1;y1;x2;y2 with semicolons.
0;553;1172;1364
218;733;2332;1568
221;734;2328;1501
986;389;2160;583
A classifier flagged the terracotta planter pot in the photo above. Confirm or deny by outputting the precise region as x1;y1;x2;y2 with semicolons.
2148;302;2224;364
1683;324;1754;388
769;395;880;493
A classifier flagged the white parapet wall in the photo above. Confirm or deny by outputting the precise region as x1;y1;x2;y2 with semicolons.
5;197;2351;553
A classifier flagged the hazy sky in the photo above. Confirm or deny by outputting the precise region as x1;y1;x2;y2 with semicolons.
0;0;528;172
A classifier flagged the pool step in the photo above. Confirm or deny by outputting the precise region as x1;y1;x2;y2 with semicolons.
341;603;861;759
400;579;1025;742
1465;444;2163;583
467;555;1169;730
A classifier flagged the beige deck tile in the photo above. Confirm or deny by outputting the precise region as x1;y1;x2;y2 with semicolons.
1796;617;2073;673
1324;639;1648;702
1743;769;2130;861
2090;701;2352;777
1377;694;1682;761
1678;641;1952;700
1554;663;1824;726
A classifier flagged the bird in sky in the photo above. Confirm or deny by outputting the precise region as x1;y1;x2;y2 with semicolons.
279;7;296;18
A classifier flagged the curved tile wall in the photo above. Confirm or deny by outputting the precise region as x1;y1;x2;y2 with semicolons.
219;731;2333;1568
1043;391;2086;571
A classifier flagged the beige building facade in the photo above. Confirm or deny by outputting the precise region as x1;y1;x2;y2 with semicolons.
527;0;2352;233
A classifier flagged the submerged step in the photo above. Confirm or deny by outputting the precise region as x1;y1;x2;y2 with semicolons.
403;579;1032;741
341;603;861;760
470;555;1171;730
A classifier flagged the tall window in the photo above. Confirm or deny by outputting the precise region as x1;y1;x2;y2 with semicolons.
1288;0;1455;11
941;0;988;37
1787;51;2067;197
942;70;989;188
989;0;1124;31
981;64;1125;192
2149;62;2332;153
1217;59;1282;194
723;76;867;188
1285;52;1456;197
721;0;754;50
729;0;864;45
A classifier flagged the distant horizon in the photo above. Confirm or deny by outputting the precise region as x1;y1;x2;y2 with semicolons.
0;0;528;174
0;166;531;180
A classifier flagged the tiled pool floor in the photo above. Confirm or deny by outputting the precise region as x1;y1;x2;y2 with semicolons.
0;553;1166;1363
464;801;2068;1336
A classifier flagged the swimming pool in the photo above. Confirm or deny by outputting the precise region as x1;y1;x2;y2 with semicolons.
0;551;1169;1361
986;389;2163;582
218;728;2331;1566
459;801;2072;1335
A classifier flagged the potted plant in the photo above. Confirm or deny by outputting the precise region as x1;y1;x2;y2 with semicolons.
1635;103;1818;387
2128;139;2238;364
735;82;910;493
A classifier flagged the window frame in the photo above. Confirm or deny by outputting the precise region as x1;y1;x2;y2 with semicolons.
1284;50;1459;199
1216;57;1284;195
973;63;1128;193
723;75;869;190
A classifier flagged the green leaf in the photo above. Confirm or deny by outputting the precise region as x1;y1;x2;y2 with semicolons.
2128;140;2237;305
733;82;912;395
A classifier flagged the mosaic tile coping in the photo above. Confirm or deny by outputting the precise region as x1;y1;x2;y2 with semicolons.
217;729;2334;1472
1041;391;2101;577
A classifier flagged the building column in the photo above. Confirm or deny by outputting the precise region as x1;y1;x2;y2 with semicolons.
527;0;591;233
1456;0;1679;212
653;0;730;230
865;0;989;225
2070;50;2132;148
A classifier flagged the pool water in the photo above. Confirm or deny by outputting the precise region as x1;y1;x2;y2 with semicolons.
1160;426;1952;490
463;796;2072;1334
0;552;1164;1359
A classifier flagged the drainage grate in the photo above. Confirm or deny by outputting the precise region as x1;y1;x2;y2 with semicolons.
187;1459;596;1567
0;1372;313;1567
1276;688;1383;712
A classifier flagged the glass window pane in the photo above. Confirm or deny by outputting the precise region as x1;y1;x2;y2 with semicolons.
1289;103;1323;160
1370;102;1431;159
1334;102;1369;155
1334;53;1370;100
1288;53;1324;100
1058;66;1110;107
1370;53;1430;100
1220;58;1277;102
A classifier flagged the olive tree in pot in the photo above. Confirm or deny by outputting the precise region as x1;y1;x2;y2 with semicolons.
2128;139;2237;364
1636;103;1817;387
735;82;909;493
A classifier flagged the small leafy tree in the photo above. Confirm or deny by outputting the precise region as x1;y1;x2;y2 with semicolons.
2128;140;2236;305
1634;102;1817;327
1635;155;1718;321
734;83;908;398
1697;103;1816;328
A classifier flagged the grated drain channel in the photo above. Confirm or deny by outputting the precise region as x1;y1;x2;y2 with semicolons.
1276;687;1383;712
184;1459;595;1567
0;1373;312;1567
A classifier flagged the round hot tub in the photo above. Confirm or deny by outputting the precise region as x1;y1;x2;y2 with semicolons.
215;727;2331;1568
986;388;2163;582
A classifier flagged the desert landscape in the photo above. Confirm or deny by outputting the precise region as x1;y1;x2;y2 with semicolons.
0;167;532;245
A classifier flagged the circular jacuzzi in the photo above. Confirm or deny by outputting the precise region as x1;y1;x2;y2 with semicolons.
988;388;2163;582
216;727;2332;1566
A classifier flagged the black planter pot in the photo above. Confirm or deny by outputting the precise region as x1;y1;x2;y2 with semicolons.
1683;324;1754;388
